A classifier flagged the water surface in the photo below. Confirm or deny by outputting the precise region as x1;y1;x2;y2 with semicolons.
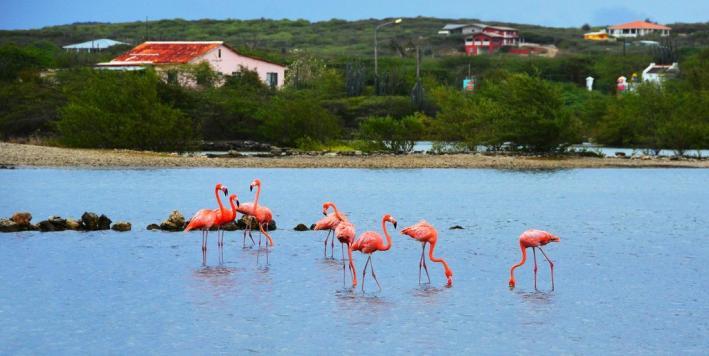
1;168;707;354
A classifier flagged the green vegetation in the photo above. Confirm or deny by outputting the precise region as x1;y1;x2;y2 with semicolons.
1;18;708;154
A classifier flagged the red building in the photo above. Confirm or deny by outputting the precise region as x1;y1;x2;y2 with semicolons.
463;25;519;56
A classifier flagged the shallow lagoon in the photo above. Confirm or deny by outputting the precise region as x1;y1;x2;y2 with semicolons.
1;168;708;354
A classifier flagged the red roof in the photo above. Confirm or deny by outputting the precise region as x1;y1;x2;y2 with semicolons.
608;21;671;30
110;41;222;64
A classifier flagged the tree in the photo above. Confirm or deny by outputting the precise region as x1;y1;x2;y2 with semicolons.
257;91;341;146
0;43;53;82
358;113;426;152
57;69;195;151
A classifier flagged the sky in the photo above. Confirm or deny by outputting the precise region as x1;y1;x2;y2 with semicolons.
1;0;707;30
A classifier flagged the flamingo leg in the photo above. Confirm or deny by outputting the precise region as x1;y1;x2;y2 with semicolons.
330;234;335;259
422;247;431;284
323;230;331;258
538;247;555;291
533;247;538;290
418;244;424;284
341;243;346;287
370;256;382;291
361;255;371;292
348;244;356;287
262;223;269;265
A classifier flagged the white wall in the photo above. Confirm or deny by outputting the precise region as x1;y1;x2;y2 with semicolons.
196;45;286;88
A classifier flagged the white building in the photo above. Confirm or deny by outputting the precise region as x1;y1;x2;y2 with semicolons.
607;21;671;38
642;62;679;84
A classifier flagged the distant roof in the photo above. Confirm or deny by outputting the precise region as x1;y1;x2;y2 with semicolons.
608;21;671;30
62;38;127;49
106;41;223;65
646;65;679;74
484;24;518;31
441;24;468;30
98;41;285;68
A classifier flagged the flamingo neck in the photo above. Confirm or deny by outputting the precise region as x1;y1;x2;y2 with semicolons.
215;186;226;217
509;241;527;285
380;218;392;251
228;197;237;220
331;203;344;221
253;184;261;211
428;241;453;285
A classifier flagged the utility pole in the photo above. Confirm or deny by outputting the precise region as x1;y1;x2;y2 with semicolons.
374;18;402;94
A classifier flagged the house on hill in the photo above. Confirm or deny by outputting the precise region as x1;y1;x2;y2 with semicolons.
607;21;671;38
642;62;679;84
439;23;520;56
97;41;285;88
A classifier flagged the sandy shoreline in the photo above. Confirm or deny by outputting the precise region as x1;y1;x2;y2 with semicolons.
1;142;707;169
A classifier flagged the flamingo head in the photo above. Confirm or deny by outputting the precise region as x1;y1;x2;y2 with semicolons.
384;214;397;229
546;234;560;244
509;278;516;289
322;202;334;216
249;179;261;192
445;268;453;286
230;194;240;207
216;183;228;196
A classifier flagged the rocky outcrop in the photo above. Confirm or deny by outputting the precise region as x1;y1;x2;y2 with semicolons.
37;220;56;232
47;216;67;231
97;214;112;230
81;212;100;230
235;216;277;231
160;211;186;231
449;225;464;230
66;219;81;230
294;223;309;231
111;222;131;232
146;223;160;230
0;219;20;232
11;212;32;227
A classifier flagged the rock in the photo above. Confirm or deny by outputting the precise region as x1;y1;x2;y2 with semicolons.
235;216;276;231
81;212;100;230
0;218;20;232
267;220;277;231
310;223;316;230
0;164;15;169
146;223;160;230
324;152;338;157
66;219;81;230
37;220;56;232
48;216;67;231
97;214;112;230
10;212;32;227
294;223;309;231
449;225;464;230
221;222;238;231
111;222;131;232
615;152;627;158
160;210;185;231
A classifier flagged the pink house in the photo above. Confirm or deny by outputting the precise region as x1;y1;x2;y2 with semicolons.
97;41;286;88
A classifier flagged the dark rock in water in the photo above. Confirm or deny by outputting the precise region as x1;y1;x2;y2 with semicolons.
37;220;56;232
111;222;131;232
160;210;186;231
449;225;464;230
294;223;309;231
48;216;67;231
615;152;627;158
0;164;15;169
235;216;276;231
11;212;32;227
65;219;81;230
221;222;238;231
310;223;316;230
97;214;112;230
146;223;160;230
0;218;20;232
81;212;100;230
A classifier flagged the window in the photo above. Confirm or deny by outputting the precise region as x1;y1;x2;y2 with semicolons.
167;70;178;84
266;72;278;89
218;49;222;58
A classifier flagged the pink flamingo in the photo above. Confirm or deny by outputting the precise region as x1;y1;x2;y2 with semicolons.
352;214;396;292
313;202;348;258
335;220;357;287
213;194;239;247
236;179;274;261
184;183;229;256
509;229;560;290
401;220;453;286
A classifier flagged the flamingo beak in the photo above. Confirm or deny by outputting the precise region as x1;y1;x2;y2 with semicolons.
322;211;327;216
223;188;229;196
393;221;398;229
236;200;240;207
249;185;253;192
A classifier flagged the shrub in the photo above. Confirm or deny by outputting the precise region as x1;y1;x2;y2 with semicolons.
357;113;426;152
57;69;195;151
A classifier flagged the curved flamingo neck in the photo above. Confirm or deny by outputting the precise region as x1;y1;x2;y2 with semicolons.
331;203;344;221
253;184;261;211
215;186;226;216
509;241;527;283
428;241;453;285
380;218;392;251
228;197;238;220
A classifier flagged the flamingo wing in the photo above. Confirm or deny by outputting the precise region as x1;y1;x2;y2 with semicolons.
184;209;217;231
256;205;273;223
352;231;383;253
236;202;256;216
335;221;356;244
401;220;436;242
314;213;340;230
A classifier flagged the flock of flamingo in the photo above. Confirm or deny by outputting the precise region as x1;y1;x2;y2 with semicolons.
185;180;561;291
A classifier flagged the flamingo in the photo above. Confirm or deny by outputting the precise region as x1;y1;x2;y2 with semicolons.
508;229;560;290
401;220;453;286
184;183;229;256
313;202;348;258
335;220;357;287
213;194;239;247
352;214;396;292
236;179;274;261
